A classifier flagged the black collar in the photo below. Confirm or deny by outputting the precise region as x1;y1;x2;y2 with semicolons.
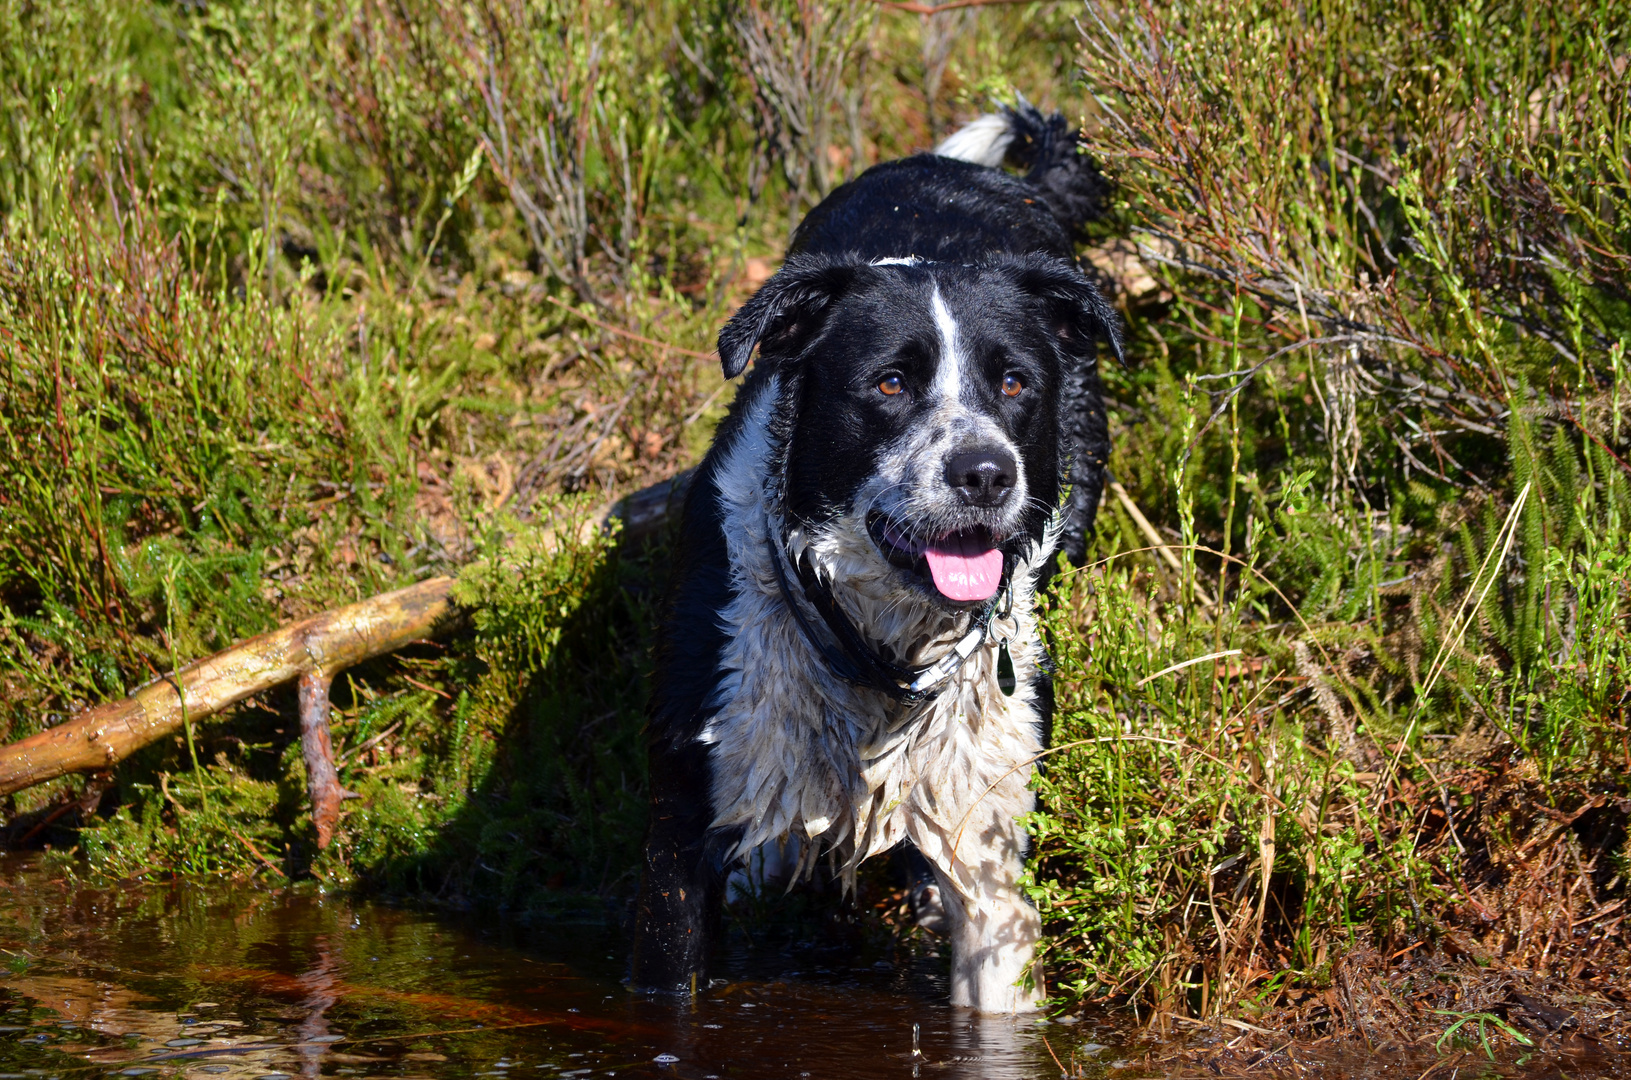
767;533;1008;705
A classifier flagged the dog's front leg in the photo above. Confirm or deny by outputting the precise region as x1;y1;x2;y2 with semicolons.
630;739;721;994
933;816;1044;1013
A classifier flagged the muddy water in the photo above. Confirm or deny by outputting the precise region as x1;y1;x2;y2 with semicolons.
0;856;1125;1080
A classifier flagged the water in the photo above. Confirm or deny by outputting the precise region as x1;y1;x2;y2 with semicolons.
0;856;1123;1080
5;856;1614;1079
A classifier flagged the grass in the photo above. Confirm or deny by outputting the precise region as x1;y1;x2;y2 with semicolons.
1;0;1627;1049
1433;1010;1534;1059
1019;0;1631;1043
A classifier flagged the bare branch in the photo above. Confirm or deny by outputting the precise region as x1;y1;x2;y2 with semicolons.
0;578;458;800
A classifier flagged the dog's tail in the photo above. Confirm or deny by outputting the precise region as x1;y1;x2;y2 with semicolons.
934;99;1111;239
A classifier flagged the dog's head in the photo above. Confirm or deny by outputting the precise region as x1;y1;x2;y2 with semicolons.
719;252;1120;606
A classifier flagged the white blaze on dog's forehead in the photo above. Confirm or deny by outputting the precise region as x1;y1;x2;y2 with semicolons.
930;285;965;403
870;255;924;266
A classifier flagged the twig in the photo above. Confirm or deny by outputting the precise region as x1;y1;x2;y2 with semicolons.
541;294;716;361
864;0;1051;12
1378;482;1531;803
1039;1032;1067;1076
400;674;453;700
684;380;733;425
1180;335;1360;467
1135;649;1242;687
1413;1049;1468;1080
229;827;283;876
1109;481;1217;606
1219;1017;1281;1036
14;799;81;846
1563;411;1631;478
337;720;405;767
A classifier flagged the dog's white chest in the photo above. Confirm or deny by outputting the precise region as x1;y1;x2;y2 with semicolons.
699;381;1050;892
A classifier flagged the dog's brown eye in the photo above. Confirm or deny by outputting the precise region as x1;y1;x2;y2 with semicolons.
878;375;904;396
1002;373;1024;397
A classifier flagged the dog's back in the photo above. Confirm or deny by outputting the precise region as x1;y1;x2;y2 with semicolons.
789;104;1111;263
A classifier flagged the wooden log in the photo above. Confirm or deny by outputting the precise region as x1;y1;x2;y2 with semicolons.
0;469;695;809
0;576;457;800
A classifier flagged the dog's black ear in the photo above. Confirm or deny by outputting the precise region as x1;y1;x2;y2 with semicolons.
717;255;856;379
1004;255;1123;566
1006;253;1124;367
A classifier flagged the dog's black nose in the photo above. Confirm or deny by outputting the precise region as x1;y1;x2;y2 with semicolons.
944;449;1017;507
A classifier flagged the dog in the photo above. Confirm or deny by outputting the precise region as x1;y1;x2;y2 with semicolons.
630;104;1121;1013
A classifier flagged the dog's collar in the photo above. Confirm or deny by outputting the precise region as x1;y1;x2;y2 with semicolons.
766;533;1010;705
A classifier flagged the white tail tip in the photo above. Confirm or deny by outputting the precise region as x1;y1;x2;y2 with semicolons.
933;113;1013;168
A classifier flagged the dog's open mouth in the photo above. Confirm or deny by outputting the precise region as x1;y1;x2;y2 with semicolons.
867;514;1004;602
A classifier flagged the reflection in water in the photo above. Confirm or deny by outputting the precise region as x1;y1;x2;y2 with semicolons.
295;937;339;1079
0;855;1115;1080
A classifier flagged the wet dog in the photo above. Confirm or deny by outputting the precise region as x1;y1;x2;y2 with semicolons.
631;105;1120;1012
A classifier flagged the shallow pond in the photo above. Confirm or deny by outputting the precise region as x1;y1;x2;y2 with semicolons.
2;855;1619;1080
0;855;1124;1080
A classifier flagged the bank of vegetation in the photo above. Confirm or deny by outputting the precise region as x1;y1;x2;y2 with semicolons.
1;0;1626;1057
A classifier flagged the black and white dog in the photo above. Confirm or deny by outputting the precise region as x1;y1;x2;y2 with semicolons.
631;106;1121;1013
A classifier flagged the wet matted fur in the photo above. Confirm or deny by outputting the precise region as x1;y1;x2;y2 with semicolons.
630;105;1121;1013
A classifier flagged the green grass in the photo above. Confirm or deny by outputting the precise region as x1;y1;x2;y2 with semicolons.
1019;0;1630;1030
1;0;1626;1039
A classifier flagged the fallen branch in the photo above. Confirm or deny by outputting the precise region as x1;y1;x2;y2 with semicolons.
0;577;457;800
0;472;692;811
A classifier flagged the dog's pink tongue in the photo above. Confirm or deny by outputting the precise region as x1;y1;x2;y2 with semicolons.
925;535;1003;602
